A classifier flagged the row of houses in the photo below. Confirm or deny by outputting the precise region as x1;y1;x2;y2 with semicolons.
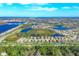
16;36;74;44
17;37;65;44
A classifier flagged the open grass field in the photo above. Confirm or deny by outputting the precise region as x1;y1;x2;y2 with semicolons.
25;29;56;36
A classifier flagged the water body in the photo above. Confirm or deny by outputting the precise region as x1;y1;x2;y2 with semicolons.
0;22;24;34
51;33;64;38
21;27;32;32
7;22;25;25
53;25;72;30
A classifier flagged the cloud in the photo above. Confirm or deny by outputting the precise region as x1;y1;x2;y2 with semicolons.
0;0;79;3
20;3;32;5
62;6;79;9
31;7;58;11
73;6;79;9
7;3;13;5
62;6;71;9
0;4;2;7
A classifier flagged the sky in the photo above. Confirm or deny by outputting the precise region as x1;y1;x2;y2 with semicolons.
0;0;78;3
0;3;79;17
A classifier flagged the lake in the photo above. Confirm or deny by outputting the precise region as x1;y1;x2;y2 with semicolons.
21;27;32;32
53;25;72;30
51;33;64;38
0;22;24;34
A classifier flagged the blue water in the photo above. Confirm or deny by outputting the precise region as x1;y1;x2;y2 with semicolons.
0;22;24;33
7;22;25;25
21;27;32;32
51;33;64;38
53;25;72;30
